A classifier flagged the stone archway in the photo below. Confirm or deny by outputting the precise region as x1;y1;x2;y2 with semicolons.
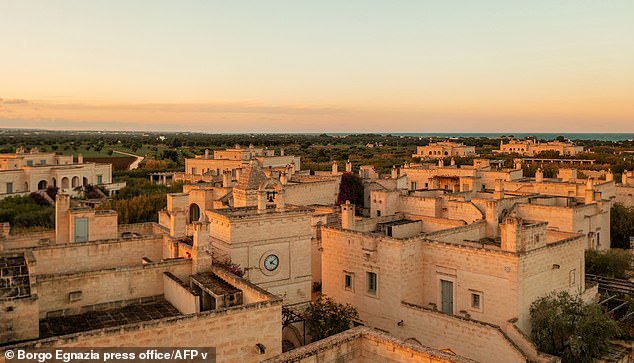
61;177;70;189
258;178;284;207
37;180;48;190
83;177;89;186
189;203;201;223
71;176;79;188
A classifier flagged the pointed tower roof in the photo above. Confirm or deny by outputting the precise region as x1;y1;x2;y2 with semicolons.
234;161;268;191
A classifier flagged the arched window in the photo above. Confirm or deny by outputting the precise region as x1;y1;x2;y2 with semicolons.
38;180;48;190
189;203;201;223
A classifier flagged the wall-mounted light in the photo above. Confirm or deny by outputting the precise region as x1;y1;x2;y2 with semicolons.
397;320;404;327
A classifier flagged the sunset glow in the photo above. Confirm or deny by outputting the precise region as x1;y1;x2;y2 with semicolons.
2;1;633;132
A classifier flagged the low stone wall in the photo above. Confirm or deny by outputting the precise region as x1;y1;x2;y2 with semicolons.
263;326;477;363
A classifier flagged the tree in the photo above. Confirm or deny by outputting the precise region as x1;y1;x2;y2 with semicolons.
585;249;631;278
530;291;620;363
304;296;359;341
337;172;364;206
611;203;634;249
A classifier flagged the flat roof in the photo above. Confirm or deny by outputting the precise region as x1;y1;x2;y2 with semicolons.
39;298;180;338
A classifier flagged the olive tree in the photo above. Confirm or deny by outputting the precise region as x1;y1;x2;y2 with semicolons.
530;291;619;363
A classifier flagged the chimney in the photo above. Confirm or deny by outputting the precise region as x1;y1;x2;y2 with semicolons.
55;194;71;244
235;168;242;182
280;172;288;185
290;161;296;175
222;169;231;188
450;158;456;166
606;169;613;182
346;160;352;173
332;161;338;175
515;160;522;170
623;170;629;185
535;168;543;183
341;201;355;230
280;148;285;156
204;149;209;159
192;222;212;274
77;154;83;164
494;179;504;200
500;215;522;252
585;178;594;204
391;165;398;179
438;159;444;168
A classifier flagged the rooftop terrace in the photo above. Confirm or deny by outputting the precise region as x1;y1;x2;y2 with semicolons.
39;298;180;338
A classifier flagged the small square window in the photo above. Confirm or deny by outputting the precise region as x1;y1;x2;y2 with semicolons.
367;272;377;295
344;273;353;290
470;291;483;312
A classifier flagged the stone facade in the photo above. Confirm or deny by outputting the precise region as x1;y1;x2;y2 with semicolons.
412;142;478;159
0;196;284;363
495;139;583;156
0;149;120;198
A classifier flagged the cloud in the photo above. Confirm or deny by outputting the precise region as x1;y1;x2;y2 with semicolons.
0;98;29;104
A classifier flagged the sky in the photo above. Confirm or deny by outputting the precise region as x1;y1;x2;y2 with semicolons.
1;1;633;133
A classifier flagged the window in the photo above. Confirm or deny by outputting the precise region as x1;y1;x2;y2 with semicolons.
411;182;417;190
376;210;381;217
96;175;103;184
6;182;12;193
344;273;353;290
366;272;377;295
40;159;46;165
471;293;481;310
26;160;33;166
191;167;197;175
74;217;88;242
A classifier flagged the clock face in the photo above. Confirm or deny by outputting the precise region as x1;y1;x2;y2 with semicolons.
263;254;279;271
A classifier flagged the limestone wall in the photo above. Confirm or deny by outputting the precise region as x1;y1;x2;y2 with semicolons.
397;302;527;363
163;272;199;314
1;300;283;363
616;185;634;207
0;296;39;344
31;236;164;275
516;235;585;331
263;326;477;363
36;259;192;318
285;179;339;206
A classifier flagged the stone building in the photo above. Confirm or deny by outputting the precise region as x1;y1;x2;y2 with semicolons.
495;139;583;156
0;194;283;362
404;158;523;192
321;199;593;362
0;148;122;198
176;145;300;185
616;170;634;207
412;142;478;159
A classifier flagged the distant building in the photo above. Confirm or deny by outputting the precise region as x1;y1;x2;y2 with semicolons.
616;170;634;207
495;139;584;156
176;144;300;184
0;148;123;198
412;142;477;159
